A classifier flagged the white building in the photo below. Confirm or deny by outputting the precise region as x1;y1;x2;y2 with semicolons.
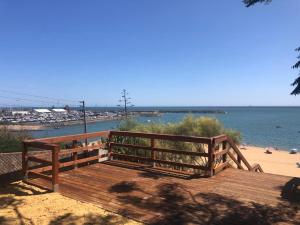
12;111;29;116
34;109;51;113
51;108;67;113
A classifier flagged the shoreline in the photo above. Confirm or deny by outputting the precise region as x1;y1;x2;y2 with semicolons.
0;116;126;131
242;145;299;177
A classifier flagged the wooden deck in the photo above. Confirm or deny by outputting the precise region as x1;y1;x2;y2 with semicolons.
29;162;300;225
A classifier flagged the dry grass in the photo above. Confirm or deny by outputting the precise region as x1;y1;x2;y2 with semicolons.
0;181;142;225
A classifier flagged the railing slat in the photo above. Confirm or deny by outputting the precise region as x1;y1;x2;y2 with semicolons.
28;171;52;181
111;152;208;170
111;143;208;157
27;131;110;144
60;143;105;155
28;156;52;165
110;131;211;144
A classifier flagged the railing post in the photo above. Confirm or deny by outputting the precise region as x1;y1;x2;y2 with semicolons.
52;145;60;192
222;141;227;163
108;132;113;160
151;138;155;167
22;142;28;181
237;155;241;166
207;138;215;177
72;140;78;169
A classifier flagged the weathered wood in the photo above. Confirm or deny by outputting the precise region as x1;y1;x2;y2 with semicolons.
23;141;57;150
213;135;228;145
213;147;229;157
72;140;78;169
59;155;104;168
110;131;212;144
251;163;264;172
207;139;214;177
22;142;28;181
227;151;244;170
28;156;52;165
227;138;252;170
213;161;230;174
222;141;227;163
29;166;52;173
28;163;296;225
62;143;105;155
52;146;60;192
28;154;108;173
111;142;209;157
22;130;263;196
111;153;207;170
151;138;155;167
23;179;52;191
108;132;113;160
28;171;52;181
27;131;110;144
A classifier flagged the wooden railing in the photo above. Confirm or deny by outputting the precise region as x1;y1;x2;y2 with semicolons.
212;135;263;173
22;131;262;192
23;131;110;191
108;131;212;176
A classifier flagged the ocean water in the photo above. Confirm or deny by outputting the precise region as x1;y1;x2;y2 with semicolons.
29;107;300;151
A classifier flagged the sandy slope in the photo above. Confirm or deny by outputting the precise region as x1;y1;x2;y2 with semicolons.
0;182;141;225
241;145;300;177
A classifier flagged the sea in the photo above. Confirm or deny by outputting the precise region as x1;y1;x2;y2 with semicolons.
29;107;300;151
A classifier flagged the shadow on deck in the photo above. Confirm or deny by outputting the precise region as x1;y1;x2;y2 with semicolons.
30;162;300;225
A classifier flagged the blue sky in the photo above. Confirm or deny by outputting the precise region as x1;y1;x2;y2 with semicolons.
0;0;299;107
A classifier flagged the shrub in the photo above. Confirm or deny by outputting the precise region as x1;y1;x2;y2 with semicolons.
118;115;241;144
0;127;31;152
117;115;241;172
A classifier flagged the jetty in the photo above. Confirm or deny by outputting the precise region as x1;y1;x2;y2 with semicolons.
22;131;299;224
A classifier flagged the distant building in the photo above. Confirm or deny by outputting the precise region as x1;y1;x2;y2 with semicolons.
12;111;29;116
51;108;67;114
34;109;51;113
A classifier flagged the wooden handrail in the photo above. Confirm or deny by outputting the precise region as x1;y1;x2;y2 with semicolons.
26;131;110;144
111;142;209;157
212;135;263;174
22;130;263;192
110;131;212;144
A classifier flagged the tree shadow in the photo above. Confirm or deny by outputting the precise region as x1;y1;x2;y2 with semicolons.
138;171;164;180
280;177;300;203
0;182;49;197
0;196;33;225
109;181;300;225
49;212;130;225
0;182;49;225
108;181;140;193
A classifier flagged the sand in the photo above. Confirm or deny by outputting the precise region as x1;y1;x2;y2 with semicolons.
0;181;141;225
241;145;300;177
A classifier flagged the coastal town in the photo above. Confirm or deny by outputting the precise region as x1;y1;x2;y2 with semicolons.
0;107;226;130
0;108;125;129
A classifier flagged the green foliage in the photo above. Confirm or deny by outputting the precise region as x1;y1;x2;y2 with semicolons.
0;127;31;152
116;116;241;172
118;115;241;144
243;0;300;95
291;47;300;95
243;0;272;7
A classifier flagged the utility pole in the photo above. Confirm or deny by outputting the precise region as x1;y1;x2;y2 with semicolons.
79;100;88;146
118;89;134;119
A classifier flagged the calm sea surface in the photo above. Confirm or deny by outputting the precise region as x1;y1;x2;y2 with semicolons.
29;107;300;151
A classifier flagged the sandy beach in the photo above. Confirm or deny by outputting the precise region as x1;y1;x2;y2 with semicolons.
0;182;140;225
241;145;300;177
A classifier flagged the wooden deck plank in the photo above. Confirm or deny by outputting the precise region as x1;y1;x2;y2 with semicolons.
28;162;300;225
